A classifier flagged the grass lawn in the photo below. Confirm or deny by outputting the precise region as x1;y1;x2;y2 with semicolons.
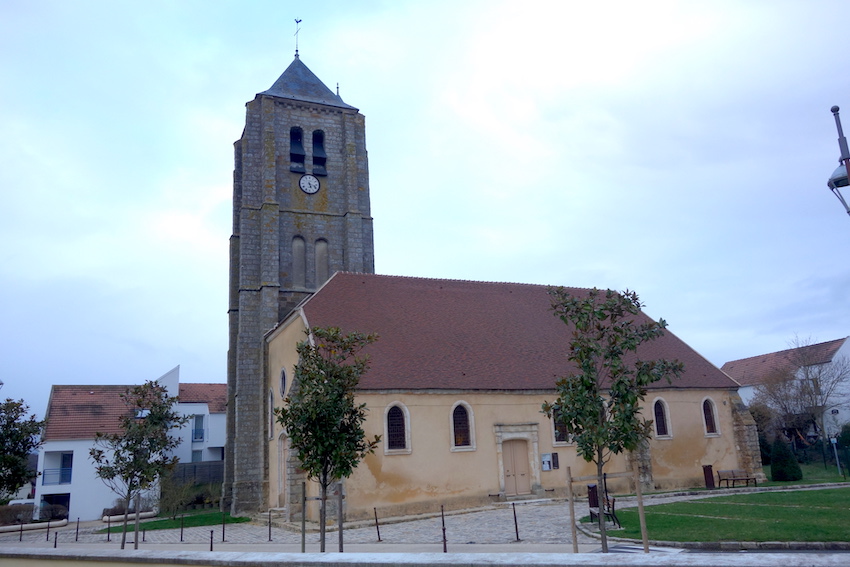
614;487;850;542
758;462;847;486
100;509;250;533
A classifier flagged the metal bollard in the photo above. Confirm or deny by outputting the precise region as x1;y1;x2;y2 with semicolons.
374;508;382;542
441;505;447;553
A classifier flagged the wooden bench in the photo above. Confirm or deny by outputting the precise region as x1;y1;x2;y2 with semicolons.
588;484;620;528
716;469;757;488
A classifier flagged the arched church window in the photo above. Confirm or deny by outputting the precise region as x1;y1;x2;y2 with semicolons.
386;405;407;451
703;399;718;435
268;389;274;440
315;239;329;285
452;404;471;447
552;407;571;445
312;130;327;176
654;399;670;437
290;127;305;173
292;236;306;288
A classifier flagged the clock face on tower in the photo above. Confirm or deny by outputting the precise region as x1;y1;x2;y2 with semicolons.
299;174;320;194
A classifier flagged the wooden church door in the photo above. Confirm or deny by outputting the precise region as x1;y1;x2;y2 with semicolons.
503;439;531;496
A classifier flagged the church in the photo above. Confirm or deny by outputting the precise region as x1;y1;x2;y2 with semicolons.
224;54;763;520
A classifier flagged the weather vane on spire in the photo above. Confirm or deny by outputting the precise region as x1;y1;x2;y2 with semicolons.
294;19;302;57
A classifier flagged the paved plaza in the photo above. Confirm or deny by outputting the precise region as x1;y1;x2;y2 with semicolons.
2;485;848;554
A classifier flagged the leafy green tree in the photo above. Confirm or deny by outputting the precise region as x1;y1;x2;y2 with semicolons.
275;327;380;552
769;437;803;481
89;381;188;549
0;399;44;500
542;288;683;552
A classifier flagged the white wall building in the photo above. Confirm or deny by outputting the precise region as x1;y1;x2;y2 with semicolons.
33;367;226;521
723;337;850;437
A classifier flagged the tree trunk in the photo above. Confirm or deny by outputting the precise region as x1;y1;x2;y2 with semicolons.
133;493;141;550
120;495;130;550
319;481;327;552
596;446;608;553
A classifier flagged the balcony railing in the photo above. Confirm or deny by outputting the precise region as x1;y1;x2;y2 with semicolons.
192;428;205;442
42;468;72;485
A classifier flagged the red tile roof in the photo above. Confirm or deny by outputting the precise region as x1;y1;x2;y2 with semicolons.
43;385;132;441
44;382;228;441
179;383;227;413
297;273;737;392
721;338;848;387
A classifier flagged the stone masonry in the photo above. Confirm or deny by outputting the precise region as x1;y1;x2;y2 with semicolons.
225;55;374;516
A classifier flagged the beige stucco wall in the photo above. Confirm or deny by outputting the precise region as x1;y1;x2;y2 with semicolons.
266;322;757;521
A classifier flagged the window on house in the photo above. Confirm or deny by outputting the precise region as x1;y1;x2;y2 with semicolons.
312;130;327;176
386;405;407;451
552;408;570;444
193;415;204;442
315;239;329;285
292;236;306;288
290;127;305;173
280;368;287;396
703;399;718;435
452;404;471;447
191;450;202;463
654;400;669;437
42;452;73;485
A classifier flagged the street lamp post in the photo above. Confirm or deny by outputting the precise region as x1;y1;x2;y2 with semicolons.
827;106;850;216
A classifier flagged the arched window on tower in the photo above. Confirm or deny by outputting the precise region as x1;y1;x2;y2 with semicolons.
312;130;327;176
290;127;305;173
292;236;306;288
315;239;329;285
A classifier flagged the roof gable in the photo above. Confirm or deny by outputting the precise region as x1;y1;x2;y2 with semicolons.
721;337;849;387
297;273;737;392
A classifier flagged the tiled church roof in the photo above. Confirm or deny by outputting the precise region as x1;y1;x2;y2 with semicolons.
296;273;738;392
721;337;848;387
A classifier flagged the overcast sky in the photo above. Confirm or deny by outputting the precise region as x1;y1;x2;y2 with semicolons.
2;1;850;418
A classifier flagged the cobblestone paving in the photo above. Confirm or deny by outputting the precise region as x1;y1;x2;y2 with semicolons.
0;501;595;548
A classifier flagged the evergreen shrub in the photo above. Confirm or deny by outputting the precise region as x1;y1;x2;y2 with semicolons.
770;438;803;481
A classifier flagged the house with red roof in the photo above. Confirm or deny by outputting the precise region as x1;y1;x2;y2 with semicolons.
33;367;226;521
722;337;850;437
266;273;764;521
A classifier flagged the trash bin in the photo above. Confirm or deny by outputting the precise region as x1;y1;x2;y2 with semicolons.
587;483;599;508
702;465;715;489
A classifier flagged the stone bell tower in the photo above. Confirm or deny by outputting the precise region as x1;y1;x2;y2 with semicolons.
224;54;374;515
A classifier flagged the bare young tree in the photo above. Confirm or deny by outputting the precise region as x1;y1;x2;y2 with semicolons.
753;336;850;442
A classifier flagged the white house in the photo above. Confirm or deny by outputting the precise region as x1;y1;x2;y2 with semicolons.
33;367;226;521
722;337;850;437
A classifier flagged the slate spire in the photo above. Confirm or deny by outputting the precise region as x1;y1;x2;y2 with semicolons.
260;55;356;110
